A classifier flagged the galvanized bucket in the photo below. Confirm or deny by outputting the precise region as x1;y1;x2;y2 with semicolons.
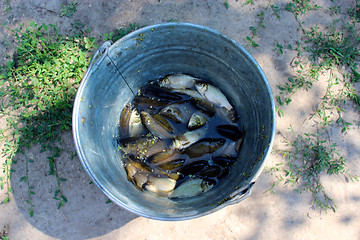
72;23;275;220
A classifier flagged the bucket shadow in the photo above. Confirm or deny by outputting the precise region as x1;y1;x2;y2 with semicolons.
11;131;137;240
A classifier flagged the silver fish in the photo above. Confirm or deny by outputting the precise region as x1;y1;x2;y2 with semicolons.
172;127;207;149
159;73;198;89
188;112;208;130
145;175;177;195
129;108;146;137
195;82;233;111
169;178;213;198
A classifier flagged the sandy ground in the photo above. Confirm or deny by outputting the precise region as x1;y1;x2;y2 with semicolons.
0;0;359;239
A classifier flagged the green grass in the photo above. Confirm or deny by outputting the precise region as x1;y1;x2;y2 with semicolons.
268;128;358;212
104;24;143;42
0;21;95;214
60;1;78;18
0;22;142;216
272;1;360;211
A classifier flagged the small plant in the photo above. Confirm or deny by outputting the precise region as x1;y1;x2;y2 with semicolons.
224;1;229;9
286;0;320;15
60;1;78;18
268;129;358;212
105;24;143;42
245;12;265;48
0;224;9;240
348;3;360;21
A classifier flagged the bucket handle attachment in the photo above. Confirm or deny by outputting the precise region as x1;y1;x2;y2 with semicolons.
83;41;113;81
89;40;113;68
226;182;255;205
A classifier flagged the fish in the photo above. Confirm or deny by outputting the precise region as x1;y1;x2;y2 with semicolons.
212;155;237;167
172;88;204;99
133;173;149;190
152;113;175;134
169;178;213;198
133;94;171;108
199;165;222;178
160;105;185;123
159;73;198;89
119;103;132;137
145;176;177;195
119;135;168;160
129;108;147;137
216;125;245;141
140;111;175;139
188;112;208;130
172;128;206;149
156;159;186;171
195;82;233;111
125;162;138;181
183;138;226;158
140;84;185;102
177;160;208;176
190;97;216;117
147;148;183;164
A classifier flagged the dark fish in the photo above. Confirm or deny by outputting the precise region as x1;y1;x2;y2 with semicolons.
199;165;222;178
217;167;230;180
157;159;186;171
133;95;171;107
191;97;216;117
183;138;226;158
178;160;208;176
216;125;244;141
212;156;237;167
140;84;185;102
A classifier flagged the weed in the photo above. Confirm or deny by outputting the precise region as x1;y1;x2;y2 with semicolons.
60;1;78;18
0;224;9;240
105;24;143;42
244;0;255;5
224;1;229;9
348;3;360;21
269;128;358;212
0;21;94;214
4;0;11;14
286;0;321;15
245;12;265;48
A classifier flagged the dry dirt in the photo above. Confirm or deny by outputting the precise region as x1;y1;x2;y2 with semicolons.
0;0;359;240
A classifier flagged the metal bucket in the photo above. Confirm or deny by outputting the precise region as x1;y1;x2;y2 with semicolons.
72;23;275;220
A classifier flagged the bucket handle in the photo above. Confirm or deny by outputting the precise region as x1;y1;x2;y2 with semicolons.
83;41;113;80
226;182;255;205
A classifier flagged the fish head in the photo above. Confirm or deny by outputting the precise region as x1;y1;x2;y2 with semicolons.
195;82;208;94
130;108;141;124
159;77;170;87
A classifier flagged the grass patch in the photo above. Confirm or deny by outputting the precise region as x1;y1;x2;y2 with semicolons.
60;1;78;18
0;21;95;214
269;129;358;212
272;2;360;211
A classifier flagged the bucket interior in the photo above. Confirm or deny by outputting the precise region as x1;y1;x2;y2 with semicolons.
73;23;275;220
